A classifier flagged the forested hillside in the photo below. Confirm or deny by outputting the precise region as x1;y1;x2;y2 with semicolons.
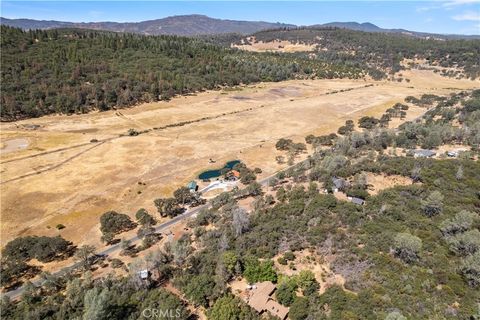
0;26;366;121
239;28;480;79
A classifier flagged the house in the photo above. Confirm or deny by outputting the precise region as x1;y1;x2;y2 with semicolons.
332;177;347;192
412;149;436;158
226;170;241;181
349;197;365;205
187;181;198;191
246;282;289;320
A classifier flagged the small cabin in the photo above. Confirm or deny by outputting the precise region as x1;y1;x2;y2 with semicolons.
187;181;198;191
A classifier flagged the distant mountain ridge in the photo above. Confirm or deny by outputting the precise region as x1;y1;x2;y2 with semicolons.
1;15;478;39
0;15;295;36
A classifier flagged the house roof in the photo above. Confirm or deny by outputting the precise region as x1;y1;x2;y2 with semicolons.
265;300;289;320
332;177;346;189
246;281;289;320
231;170;241;178
248;281;275;312
187;181;197;189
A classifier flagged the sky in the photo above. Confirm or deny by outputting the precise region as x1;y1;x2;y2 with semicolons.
1;1;479;35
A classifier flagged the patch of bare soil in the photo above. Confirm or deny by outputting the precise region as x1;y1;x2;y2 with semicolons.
232;37;316;52
273;249;347;295
364;172;414;195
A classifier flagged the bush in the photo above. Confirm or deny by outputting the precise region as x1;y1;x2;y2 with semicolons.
99;211;136;235
459;251;480;287
110;258;124;269
440;210;476;236
358;116;379;129
393;232;422;263
284;251;295;261
421;191;444;217
447;229;480;256
276;138;294;151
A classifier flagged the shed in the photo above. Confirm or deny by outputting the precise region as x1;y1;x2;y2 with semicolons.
350;197;365;205
332;177;346;192
187;181;197;191
138;269;150;280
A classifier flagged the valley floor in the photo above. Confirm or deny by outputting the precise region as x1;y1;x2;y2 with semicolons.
1;69;478;249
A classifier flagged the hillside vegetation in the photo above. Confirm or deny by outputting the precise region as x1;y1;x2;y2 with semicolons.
2;89;479;319
0;26;365;121
237;28;480;79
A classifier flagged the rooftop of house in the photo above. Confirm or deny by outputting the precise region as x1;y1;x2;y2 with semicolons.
246;281;289;320
332;177;346;189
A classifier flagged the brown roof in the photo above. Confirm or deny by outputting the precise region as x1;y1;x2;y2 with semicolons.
231;170;240;178
246;282;289;320
266;300;289;320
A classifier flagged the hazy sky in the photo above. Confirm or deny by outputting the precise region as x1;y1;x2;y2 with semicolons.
1;1;479;35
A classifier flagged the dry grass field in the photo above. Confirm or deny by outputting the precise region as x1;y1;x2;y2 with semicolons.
1;69;478;249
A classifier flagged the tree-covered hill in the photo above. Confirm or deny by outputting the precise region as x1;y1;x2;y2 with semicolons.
238;28;480;79
0;26;367;121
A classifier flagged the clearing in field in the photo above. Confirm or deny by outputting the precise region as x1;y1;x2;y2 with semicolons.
1;70;478;249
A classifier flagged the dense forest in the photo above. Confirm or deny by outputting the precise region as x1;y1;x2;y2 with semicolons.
242;27;480;79
2;90;479;319
1;26;367;121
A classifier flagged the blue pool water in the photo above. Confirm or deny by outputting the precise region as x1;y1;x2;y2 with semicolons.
198;160;241;180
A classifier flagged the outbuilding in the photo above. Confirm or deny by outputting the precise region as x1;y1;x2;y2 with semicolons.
187;181;198;191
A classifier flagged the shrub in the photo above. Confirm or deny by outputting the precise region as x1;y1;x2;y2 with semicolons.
440;210;476;236
393;232;422;263
447;229;480;256
276;138;294;151
459;251;480;287
110;258;124;269
421;191;444;217
284;251;295;261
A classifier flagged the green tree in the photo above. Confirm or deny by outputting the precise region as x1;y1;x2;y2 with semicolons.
99;211;136;235
243;258;277;283
74;245;96;271
289;297;309;320
275;277;298;306
208;295;258;320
